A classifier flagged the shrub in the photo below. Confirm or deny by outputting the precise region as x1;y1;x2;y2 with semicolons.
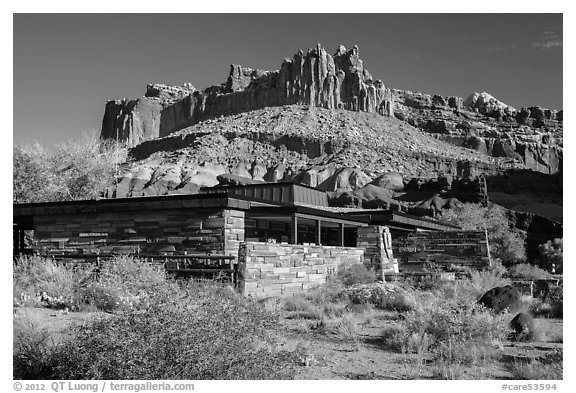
48;281;298;379
384;297;509;370
14;255;171;312
538;238;562;273
13;315;56;379
337;263;378;286
13;256;93;310
304;280;348;304
510;350;563;380
346;282;416;311
79;256;167;312
507;264;552;280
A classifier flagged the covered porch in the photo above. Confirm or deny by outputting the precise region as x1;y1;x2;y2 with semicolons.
244;205;369;247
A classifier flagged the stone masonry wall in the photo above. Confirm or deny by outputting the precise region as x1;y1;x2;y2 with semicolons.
32;208;243;256
238;242;364;298
357;226;399;279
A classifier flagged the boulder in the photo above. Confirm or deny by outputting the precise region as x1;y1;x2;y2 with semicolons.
317;167;372;192
217;173;263;186
370;172;405;192
478;285;521;313
509;312;535;341
250;160;267;181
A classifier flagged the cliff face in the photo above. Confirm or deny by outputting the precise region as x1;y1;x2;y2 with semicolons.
393;90;563;175
101;44;394;147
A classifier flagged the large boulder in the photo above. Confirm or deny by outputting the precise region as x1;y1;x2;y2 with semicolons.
317;167;371;192
478;285;521;313
371;172;405;192
216;173;264;186
509;312;535;341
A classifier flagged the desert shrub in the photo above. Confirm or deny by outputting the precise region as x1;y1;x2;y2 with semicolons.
384;297;509;370
510;350;563;380
337;263;378;286
304;280;348;304
79;256;167;312
438;268;511;303
380;324;405;351
13;135;128;203
13;256;93;310
347;282;417;311
13;316;56;379
439;203;526;265
547;285;563;318
507;264;552;280
49;281;298;379
538;238;562;273
14;255;170;312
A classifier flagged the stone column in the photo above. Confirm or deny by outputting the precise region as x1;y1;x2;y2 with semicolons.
356;225;399;280
223;209;245;258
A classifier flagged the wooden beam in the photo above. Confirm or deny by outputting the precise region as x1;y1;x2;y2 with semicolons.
339;223;344;247
316;220;322;245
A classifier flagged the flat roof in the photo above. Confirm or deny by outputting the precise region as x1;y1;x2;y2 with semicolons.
13;193;251;217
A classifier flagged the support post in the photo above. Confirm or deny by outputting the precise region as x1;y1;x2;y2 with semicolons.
316;220;322;245
339;223;345;247
291;215;298;244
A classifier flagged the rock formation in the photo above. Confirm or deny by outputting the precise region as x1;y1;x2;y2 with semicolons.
478;285;521;313
101;44;394;147
393;89;563;174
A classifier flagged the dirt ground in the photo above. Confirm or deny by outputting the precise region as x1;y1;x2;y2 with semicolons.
13;305;563;380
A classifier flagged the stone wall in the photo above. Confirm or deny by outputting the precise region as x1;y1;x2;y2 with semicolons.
238;241;364;298
393;230;490;272
32;207;244;256
356;226;399;278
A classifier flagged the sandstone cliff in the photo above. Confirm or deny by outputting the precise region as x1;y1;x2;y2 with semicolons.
393;90;563;174
101;44;394;147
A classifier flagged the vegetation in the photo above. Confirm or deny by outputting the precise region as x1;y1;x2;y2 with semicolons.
13;257;298;380
13;134;127;203
507;263;552;280
439;203;526;266
13;255;562;380
538;238;563;273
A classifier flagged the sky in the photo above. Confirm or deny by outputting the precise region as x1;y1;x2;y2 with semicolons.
13;13;563;144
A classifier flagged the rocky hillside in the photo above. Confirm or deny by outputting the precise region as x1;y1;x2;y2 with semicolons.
106;105;524;199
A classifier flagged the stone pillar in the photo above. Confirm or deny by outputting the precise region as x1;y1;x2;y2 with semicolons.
223;209;245;258
356;225;399;280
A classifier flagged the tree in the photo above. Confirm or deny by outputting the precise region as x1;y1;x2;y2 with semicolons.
439;203;527;266
13;134;128;203
539;238;562;273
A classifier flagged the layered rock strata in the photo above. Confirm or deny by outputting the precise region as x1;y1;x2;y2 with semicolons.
101;44;394;147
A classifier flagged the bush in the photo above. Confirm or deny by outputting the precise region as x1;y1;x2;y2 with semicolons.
346;282;416;311
13;256;93;310
337;263;378;287
13;316;56;379
43;281;298;380
507;264;552;280
79;256;167;312
538;238;562;273
14;255;170;312
383;297;509;370
510;350;562;380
